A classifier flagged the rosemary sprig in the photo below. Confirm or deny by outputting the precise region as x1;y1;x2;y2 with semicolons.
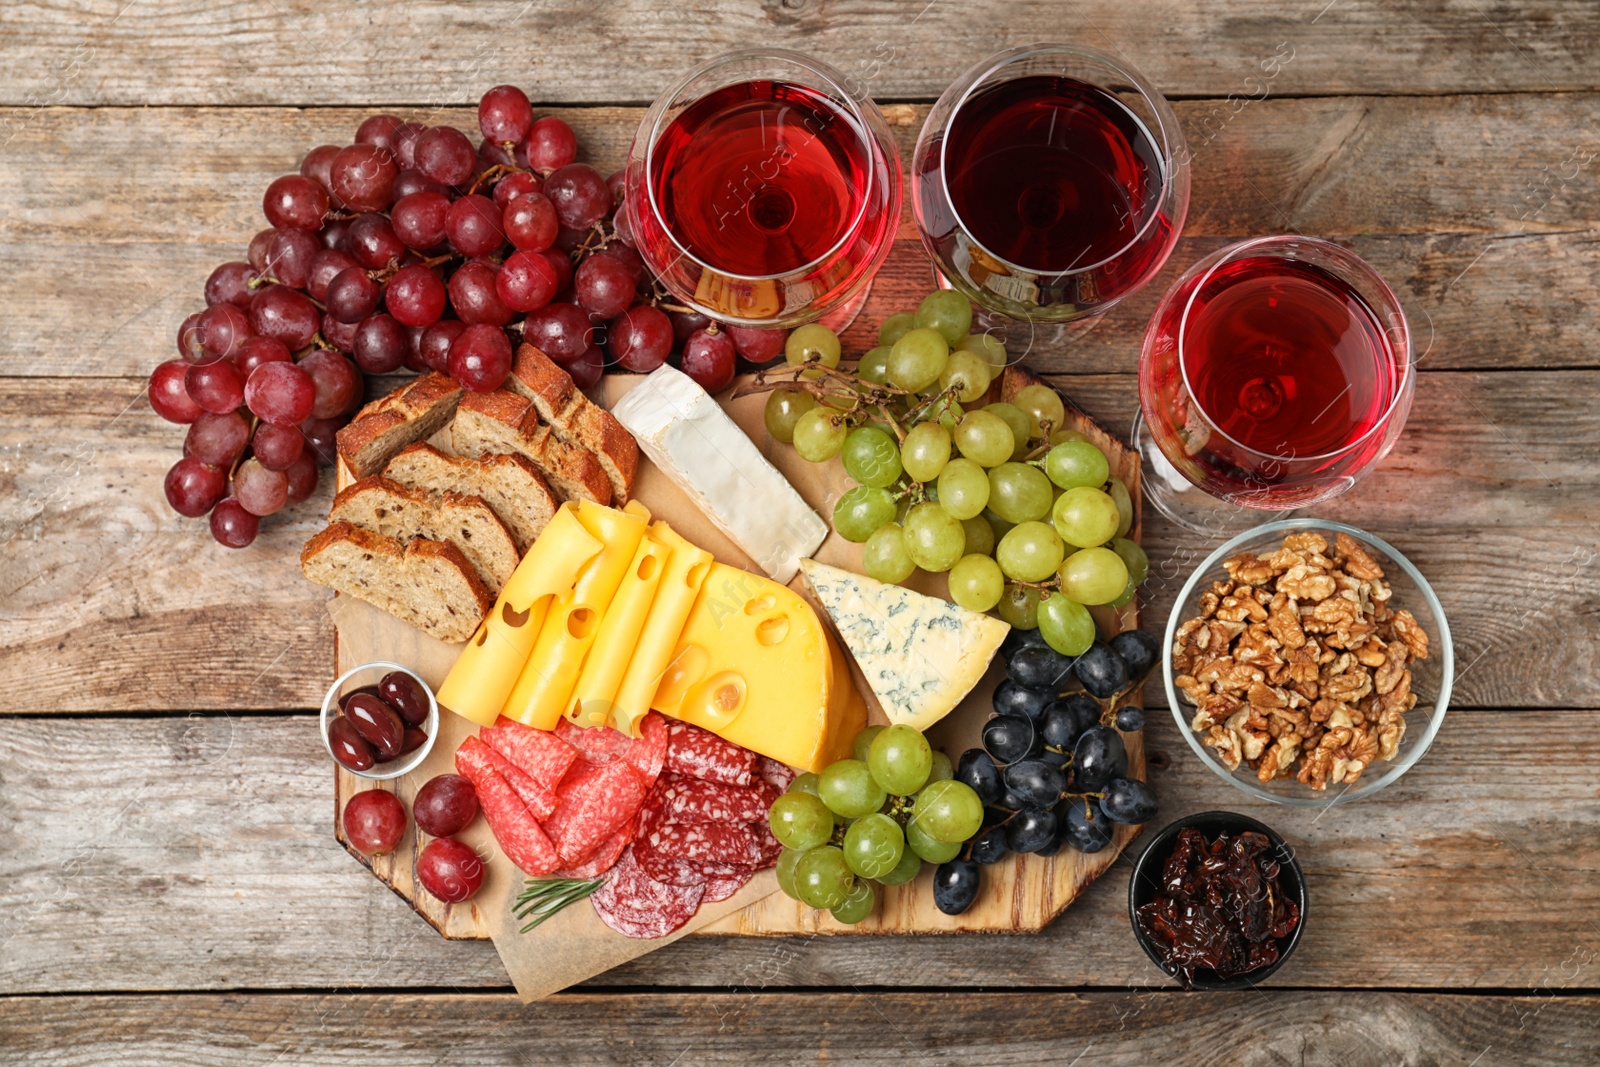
514;877;602;933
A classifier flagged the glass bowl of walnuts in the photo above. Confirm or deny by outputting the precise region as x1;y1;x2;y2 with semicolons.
1163;518;1453;806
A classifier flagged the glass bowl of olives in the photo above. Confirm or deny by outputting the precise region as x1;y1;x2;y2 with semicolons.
321;661;438;780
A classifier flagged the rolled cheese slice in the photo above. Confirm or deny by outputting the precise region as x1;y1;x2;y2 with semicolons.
436;503;601;726
567;533;672;728
501;502;647;730
610;522;712;737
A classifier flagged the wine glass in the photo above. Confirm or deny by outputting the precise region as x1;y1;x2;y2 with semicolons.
624;48;902;331
1133;235;1415;536
913;43;1189;349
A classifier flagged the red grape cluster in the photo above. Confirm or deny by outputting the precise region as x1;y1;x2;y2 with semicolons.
150;84;787;549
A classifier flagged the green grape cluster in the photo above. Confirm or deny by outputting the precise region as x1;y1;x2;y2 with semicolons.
769;724;978;924
761;291;1152;658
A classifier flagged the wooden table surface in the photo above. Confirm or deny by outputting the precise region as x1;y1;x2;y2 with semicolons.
2;2;1598;1063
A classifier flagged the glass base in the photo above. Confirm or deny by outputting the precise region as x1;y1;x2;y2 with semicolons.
930;267;1104;363
1130;410;1294;538
817;279;873;335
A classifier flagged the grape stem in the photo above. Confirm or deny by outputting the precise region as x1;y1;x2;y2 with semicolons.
464;162;523;198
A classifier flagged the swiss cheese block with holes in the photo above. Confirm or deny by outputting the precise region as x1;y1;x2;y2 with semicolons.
436;503;603;727
651;562;865;773
502;502;648;730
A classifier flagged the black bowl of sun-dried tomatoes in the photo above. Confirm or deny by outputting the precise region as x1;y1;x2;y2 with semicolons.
1128;811;1307;990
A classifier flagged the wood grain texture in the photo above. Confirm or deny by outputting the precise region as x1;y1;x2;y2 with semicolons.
5;96;1600;377
3;370;1595;713
3;710;1597;994
4;0;1600;107
2;990;1599;1066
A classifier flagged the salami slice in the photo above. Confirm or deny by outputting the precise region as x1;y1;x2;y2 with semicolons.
591;845;705;940
473;769;559;877
756;755;797;793
657;773;777;825
702;869;753;904
554;717;633;765
455;735;557;819
554;823;633;880
482;716;579;787
621;711;669;790
665;720;757;787
542;759;649;867
640;814;768;868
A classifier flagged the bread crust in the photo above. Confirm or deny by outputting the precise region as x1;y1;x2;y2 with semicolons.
300;521;492;643
335;372;464;478
382;443;558;553
507;344;638;502
330;475;519;595
451;390;612;506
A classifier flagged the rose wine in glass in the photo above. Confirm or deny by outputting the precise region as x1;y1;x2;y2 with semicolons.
914;45;1188;342
1135;236;1414;533
627;50;901;330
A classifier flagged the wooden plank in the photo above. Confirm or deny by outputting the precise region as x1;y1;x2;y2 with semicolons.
5;96;1600;376
2;990;1599;1066
2;369;1595;712
1;711;1596;994
4;1;1600;106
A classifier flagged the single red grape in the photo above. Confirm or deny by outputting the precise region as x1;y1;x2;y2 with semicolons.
391;190;451;250
595;240;644;285
574;254;636;319
205;261;256;309
247;228;275;271
728;323;787;363
149;359;204;424
355;113;403;151
493;170;542;209
252;421;304;470
326;267;382;324
611;200;636;246
495;250;559;313
164;457;228;517
525;117;577;172
669;309;711;345
419;320;466;374
553;224;588;255
541;249;574;294
445;194;505;257
346;212;406;271
414;126;476;186
209;497;259;548
300;144;341;194
478;84;534;145
197;302;253;361
176;311;206;362
250;285;320;350
284;450;320;502
387;264;447;327
186;358;246;415
681;326;738;393
318;217;351;250
568;343;604;389
392;168;449;201
306;248;359;303
448;324;513;391
522;301;592;364
321;313;358;353
413;774;479;837
184;410;250;466
245;360;316;426
343;790;407;855
390;122;427;169
235;335;293;380
300;415;346;466
604;167;627;209
352;314;409;373
330;143;398;212
234;458;289;516
263;174;330;231
503;191;559;252
608;305;672;372
446;261;513;326
545;164;610;230
297;348;363;418
416;837;485;902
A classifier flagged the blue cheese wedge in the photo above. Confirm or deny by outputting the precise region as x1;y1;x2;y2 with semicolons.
611;365;827;583
800;558;1010;731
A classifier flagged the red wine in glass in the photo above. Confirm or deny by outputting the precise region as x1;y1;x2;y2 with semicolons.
914;55;1188;326
628;54;901;328
1138;239;1413;518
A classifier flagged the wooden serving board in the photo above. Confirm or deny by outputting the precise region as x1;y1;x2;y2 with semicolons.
332;364;1144;938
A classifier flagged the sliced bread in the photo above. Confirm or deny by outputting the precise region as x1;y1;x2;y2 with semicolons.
335;372;464;478
506;344;638;503
383;443;558;553
300;522;491;643
329;476;520;596
451;390;612;506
